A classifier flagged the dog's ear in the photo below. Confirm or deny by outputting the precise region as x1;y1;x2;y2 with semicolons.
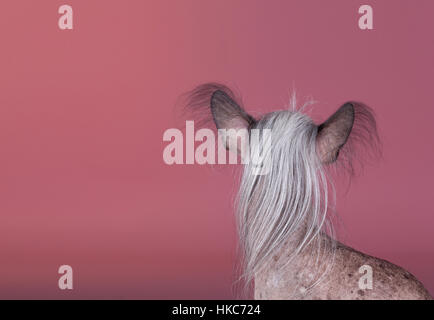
316;103;355;163
184;83;256;155
210;90;256;154
210;90;255;132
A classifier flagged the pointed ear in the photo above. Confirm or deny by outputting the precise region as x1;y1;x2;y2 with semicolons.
210;90;256;131
316;103;355;163
210;90;256;153
184;83;256;154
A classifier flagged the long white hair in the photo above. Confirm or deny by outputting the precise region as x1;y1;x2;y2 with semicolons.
237;108;333;295
184;83;380;298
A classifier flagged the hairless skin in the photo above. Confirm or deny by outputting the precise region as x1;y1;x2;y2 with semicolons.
255;233;432;300
185;83;433;300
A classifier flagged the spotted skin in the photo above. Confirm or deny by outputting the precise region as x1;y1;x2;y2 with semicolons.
255;239;432;300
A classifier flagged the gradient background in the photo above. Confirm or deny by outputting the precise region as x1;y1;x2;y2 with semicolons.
0;0;433;299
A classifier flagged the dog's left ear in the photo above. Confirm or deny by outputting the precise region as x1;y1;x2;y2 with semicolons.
316;103;355;163
210;90;256;132
210;90;256;153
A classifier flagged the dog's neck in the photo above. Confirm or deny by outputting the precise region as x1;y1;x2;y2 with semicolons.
254;230;335;299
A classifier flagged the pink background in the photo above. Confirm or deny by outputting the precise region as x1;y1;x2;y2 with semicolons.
0;0;433;299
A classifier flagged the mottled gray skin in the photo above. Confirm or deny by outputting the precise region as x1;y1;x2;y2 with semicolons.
255;235;433;300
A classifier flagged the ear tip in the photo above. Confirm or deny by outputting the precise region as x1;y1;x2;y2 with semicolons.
342;102;356;119
211;90;226;99
210;90;228;108
344;102;355;110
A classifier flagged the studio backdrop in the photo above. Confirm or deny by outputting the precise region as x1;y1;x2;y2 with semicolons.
0;0;433;299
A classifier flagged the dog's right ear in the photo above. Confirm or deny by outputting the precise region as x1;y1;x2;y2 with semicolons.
316;103;355;164
316;101;380;168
